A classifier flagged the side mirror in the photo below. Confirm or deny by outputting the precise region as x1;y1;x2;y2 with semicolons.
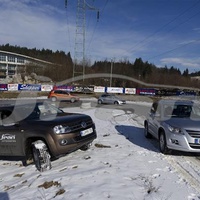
154;113;160;117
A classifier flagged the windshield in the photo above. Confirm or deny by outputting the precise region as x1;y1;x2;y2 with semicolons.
38;104;63;115
163;103;200;119
0;103;64;125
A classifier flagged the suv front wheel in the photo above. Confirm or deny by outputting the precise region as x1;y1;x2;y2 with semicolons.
32;140;52;172
98;100;102;104
51;97;57;102
70;98;75;103
144;123;152;138
159;131;169;154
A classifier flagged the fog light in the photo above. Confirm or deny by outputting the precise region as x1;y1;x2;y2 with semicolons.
171;139;179;145
60;139;68;145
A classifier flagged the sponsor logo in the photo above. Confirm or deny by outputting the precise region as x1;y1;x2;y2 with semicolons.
0;134;16;142
81;122;87;128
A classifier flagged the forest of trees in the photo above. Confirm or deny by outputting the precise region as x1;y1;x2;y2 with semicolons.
0;44;200;88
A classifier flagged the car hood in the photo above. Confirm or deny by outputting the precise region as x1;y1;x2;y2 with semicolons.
30;112;92;125
163;117;200;129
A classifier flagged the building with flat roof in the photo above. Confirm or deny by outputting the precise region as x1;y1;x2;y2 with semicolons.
0;50;54;79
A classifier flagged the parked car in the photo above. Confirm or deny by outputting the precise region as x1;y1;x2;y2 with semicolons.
144;99;200;154
0;102;97;171
97;93;126;105
48;90;80;102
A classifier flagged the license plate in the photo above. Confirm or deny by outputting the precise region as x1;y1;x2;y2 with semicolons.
194;139;200;144
80;128;93;136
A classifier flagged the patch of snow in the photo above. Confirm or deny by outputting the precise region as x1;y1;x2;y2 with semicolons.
0;102;200;199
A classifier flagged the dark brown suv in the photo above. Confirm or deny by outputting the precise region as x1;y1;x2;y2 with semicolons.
0;101;97;171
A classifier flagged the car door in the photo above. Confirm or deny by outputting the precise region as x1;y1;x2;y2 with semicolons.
148;102;160;138
53;90;62;100
109;95;115;104
61;91;70;101
0;110;25;156
104;94;111;104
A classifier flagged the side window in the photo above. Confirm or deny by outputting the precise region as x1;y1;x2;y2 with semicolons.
55;90;62;94
156;103;161;115
150;102;158;114
0;110;13;126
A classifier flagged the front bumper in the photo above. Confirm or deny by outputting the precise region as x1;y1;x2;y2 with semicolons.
118;100;126;105
51;125;97;156
166;130;200;153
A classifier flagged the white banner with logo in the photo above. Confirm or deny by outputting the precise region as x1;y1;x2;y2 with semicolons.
41;85;53;91
94;86;105;93
107;87;123;93
125;88;136;94
8;84;18;91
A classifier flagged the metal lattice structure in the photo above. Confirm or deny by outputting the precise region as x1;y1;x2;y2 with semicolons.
65;0;99;83
73;0;86;82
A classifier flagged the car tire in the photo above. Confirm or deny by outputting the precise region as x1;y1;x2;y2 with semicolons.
32;140;52;172
144;123;152;138
51;97;57;102
80;143;91;151
98;100;102;104
70;98;75;103
159;131;169;154
114;101;119;105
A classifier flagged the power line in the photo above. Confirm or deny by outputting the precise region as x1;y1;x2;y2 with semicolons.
147;37;200;60
86;0;108;55
127;0;200;54
130;8;200;57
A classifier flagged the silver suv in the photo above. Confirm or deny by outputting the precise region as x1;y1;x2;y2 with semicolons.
144;99;200;154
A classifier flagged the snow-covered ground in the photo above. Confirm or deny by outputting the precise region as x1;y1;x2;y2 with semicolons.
1;101;200;200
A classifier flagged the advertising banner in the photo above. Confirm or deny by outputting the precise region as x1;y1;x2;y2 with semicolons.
73;86;94;93
8;84;18;91
18;84;41;91
54;85;74;91
106;87;123;94
0;84;8;91
136;88;156;95
41;85;53;92
94;86;105;93
124;88;136;94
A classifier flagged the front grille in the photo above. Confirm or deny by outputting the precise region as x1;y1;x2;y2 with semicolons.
65;118;93;132
189;143;200;149
186;130;200;138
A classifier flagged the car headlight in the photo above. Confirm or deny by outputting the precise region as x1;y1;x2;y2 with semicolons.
166;124;182;134
53;125;71;134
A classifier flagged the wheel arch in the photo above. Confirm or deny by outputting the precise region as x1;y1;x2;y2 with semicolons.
158;127;165;138
25;137;51;159
51;96;57;101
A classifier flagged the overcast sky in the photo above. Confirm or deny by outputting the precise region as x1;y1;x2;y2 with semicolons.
0;0;200;73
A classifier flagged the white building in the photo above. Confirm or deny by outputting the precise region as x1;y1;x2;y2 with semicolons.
0;50;54;79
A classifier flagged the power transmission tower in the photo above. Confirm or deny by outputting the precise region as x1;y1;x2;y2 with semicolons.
65;0;99;83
